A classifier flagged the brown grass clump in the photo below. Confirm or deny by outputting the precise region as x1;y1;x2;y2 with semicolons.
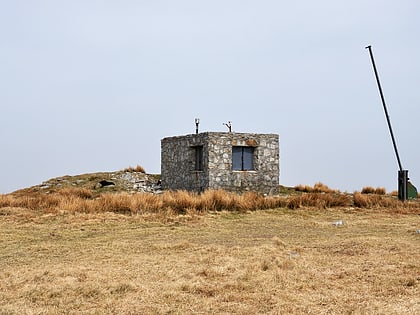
353;192;398;209
313;182;337;193
162;190;198;213
286;193;351;209
0;194;13;208
57;187;94;199
294;184;314;193
95;193;134;214
2;186;420;217
7;193;61;211
197;189;237;211
5;188;94;214
61;192;164;215
295;182;338;194
353;192;420;213
122;165;146;173
361;186;387;195
4;189;274;215
374;187;387;195
361;186;375;194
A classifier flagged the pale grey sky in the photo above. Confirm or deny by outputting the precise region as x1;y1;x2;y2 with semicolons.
1;1;420;193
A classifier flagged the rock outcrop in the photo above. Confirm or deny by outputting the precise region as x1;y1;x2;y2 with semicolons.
20;171;162;194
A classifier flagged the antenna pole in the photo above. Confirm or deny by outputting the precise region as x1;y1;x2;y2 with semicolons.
365;45;403;172
195;118;200;134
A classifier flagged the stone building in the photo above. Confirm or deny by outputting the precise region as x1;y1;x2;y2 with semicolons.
161;132;279;194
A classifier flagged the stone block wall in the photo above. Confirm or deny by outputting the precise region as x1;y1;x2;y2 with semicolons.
161;132;279;194
161;133;210;192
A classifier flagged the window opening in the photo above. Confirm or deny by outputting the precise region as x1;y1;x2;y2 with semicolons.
194;146;203;171
232;146;254;171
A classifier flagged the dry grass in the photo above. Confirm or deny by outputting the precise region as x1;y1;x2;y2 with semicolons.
122;164;146;173
0;208;419;314
295;182;339;194
361;186;387;195
286;193;351;210
352;192;417;212
3;189;274;215
2;188;420;217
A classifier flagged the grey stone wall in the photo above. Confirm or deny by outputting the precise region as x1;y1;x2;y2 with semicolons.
161;133;210;191
161;132;279;194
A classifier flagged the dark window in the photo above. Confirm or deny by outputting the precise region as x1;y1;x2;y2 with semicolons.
232;146;254;171
194;146;203;171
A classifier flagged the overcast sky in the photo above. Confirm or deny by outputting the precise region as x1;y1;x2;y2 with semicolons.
1;1;420;194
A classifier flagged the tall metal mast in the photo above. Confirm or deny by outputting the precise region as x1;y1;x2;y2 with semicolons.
365;45;410;200
365;45;403;172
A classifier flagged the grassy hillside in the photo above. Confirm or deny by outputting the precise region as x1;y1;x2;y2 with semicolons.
1;175;419;313
0;208;419;314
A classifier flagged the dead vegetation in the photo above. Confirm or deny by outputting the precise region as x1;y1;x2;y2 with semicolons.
122;164;146;173
361;186;387;195
2;182;420;217
0;207;419;314
294;182;340;194
1;179;419;314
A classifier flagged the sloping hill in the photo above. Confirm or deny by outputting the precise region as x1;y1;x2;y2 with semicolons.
13;171;162;195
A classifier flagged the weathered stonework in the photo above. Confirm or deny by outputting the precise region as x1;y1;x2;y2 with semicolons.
161;132;279;194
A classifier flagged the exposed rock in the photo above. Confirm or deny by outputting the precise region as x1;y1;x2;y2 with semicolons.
18;170;162;195
332;220;344;227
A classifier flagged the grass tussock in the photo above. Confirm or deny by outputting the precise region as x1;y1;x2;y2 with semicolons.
2;186;420;217
122;165;146;173
294;182;338;194
353;192;397;209
286;193;351;209
361;186;387;195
